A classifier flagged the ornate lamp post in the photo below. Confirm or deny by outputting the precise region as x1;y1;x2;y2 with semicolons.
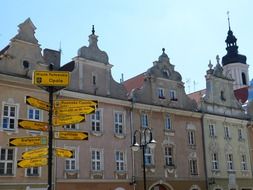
131;128;156;190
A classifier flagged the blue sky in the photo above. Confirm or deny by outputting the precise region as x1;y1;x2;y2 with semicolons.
1;0;252;93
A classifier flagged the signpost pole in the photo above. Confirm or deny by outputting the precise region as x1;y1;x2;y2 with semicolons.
48;64;54;190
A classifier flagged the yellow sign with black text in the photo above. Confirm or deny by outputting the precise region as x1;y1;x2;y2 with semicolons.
18;119;48;131
22;147;48;159
54;131;88;140
54;106;95;116
9;136;48;147
25;96;49;111
54;99;98;108
55;148;73;158
17;157;47;168
33;71;70;86
53;115;85;126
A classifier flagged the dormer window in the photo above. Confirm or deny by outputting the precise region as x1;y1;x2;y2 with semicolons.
169;90;177;101
158;88;165;99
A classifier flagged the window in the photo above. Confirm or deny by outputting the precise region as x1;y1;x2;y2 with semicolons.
2;104;17;131
0;148;14;175
189;159;198;175
238;128;244;141
242;72;247;85
91;109;102;133
64;124;77;130
158;88;165;99
28;107;41;121
92;74;97;85
115;151;125;171
220;91;226;101
188;130;196;146
23;60;30;68
65;148;77;171
141;113;148;128
164;147;173;166
26;166;39;176
144;147;153;165
224;126;231;139
227;154;234;171
91;149;103;171
212;153;219;170
209;124;216;138
165;115;172;130
169;90;177;101
241;154;247;171
114;112;123;135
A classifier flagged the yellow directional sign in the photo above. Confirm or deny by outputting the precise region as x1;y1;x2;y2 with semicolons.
17;157;47;168
54;106;95;116
55;148;73;158
54;131;88;140
18;119;48;131
22;147;48;159
54;99;98;108
9;136;48;147
25;96;49;111
33;71;70;87
53;115;86;126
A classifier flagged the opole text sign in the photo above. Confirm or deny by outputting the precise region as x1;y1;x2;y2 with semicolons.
33;71;70;86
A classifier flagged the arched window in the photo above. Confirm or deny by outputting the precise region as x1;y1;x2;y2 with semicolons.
242;72;247;85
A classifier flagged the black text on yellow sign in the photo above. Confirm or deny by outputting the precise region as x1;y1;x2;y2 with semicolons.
54;131;88;140
17;157;47;168
32;71;70;87
53;115;86;126
25;96;49;111
9;136;48;147
55;148;74;158
54;106;96;116
22;147;48;159
18;119;48;131
54;99;98;108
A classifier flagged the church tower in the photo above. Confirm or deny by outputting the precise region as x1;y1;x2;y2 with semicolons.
222;13;249;90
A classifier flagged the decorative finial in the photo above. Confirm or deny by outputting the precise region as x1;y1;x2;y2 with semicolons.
227;11;231;30
216;55;220;64
92;25;95;35
162;48;165;53
208;60;213;69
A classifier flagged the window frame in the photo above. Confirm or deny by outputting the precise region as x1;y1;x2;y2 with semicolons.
114;111;124;136
115;150;126;172
141;113;148;128
91;109;103;134
91;149;104;172
164;146;174;166
65;146;78;172
211;153;219;171
0;148;15;176
2;103;18;131
189;159;198;176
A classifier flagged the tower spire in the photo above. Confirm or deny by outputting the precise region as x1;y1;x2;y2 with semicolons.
92;25;95;35
227;11;231;31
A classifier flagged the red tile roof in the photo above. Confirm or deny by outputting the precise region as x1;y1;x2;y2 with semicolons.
187;89;206;103
234;86;248;104
123;73;145;93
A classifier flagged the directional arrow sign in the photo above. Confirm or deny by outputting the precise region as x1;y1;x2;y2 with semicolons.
25;96;49;111
55;148;73;158
54;131;88;140
54;106;95;116
17;157;47;168
33;71;70;87
53;115;85;126
18;119;48;131
9;136;48;147
22;147;48;159
54;99;98;108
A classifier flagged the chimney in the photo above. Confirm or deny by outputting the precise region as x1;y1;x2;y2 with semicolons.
43;48;61;70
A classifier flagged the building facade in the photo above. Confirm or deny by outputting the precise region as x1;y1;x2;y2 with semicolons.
0;18;252;190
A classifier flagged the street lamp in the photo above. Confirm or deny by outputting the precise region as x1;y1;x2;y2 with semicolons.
131;128;156;190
